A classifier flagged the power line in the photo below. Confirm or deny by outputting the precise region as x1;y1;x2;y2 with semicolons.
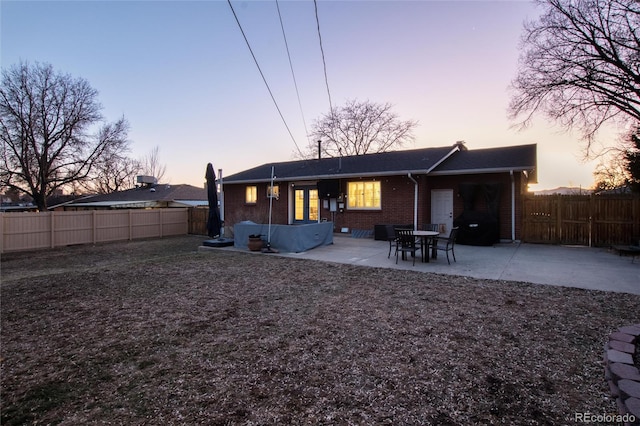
227;0;303;157
314;0;333;113
275;0;311;146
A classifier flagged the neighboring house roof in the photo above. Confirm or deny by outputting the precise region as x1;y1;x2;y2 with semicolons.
67;184;208;208
0;203;38;212
47;194;94;210
223;144;537;184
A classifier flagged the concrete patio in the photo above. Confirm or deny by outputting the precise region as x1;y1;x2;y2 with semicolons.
273;235;640;295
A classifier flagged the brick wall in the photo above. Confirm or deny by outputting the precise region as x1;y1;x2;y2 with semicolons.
222;172;529;240
326;175;423;231
223;182;289;232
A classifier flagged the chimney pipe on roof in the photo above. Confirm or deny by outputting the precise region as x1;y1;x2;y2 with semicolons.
453;140;468;151
318;140;322;160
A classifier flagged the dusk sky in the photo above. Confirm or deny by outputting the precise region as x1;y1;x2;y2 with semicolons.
1;0;621;190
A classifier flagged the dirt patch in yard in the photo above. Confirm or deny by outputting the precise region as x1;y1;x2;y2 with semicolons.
1;235;639;425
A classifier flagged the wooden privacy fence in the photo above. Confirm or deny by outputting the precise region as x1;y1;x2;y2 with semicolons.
0;209;188;253
189;207;209;236
522;194;640;247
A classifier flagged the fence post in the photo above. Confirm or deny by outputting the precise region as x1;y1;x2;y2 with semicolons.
554;195;561;244
50;211;55;248
522;196;529;243
0;213;4;254
634;197;640;244
588;194;593;247
92;210;97;245
159;209;163;238
129;210;132;240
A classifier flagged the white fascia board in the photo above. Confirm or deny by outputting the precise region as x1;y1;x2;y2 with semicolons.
71;201;157;208
170;200;208;207
428;167;535;176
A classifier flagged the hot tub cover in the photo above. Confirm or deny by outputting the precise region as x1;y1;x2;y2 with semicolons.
234;222;333;253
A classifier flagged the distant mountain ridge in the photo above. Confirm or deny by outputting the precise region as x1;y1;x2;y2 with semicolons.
533;187;594;195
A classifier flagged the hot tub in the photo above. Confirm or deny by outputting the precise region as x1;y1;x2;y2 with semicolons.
233;222;333;253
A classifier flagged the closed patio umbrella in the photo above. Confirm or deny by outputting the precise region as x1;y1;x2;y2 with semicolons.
206;163;221;238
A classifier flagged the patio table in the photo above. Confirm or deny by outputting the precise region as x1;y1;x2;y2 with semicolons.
412;230;439;262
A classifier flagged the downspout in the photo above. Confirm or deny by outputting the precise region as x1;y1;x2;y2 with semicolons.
408;173;418;231
510;170;515;242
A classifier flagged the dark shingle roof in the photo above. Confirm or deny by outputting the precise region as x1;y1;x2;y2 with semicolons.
224;146;457;183
70;184;206;205
223;144;537;184
431;144;537;181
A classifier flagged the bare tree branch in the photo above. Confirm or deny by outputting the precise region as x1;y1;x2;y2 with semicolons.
593;126;640;192
0;62;131;209
509;0;640;152
302;99;418;159
140;145;167;183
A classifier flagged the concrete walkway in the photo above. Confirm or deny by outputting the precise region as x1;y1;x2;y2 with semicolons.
272;235;640;295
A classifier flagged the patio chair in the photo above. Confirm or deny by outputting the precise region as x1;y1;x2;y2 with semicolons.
386;225;398;258
395;229;421;266
388;225;412;258
433;227;459;265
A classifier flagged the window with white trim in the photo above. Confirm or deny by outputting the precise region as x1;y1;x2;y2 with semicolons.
347;181;381;209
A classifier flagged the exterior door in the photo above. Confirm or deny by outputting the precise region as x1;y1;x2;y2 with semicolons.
431;189;453;234
294;187;319;224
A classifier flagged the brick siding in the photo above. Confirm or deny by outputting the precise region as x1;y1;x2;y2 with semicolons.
223;172;529;240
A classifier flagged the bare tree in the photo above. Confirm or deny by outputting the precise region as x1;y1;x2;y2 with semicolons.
594;152;630;192
140;145;167;183
0;62;130;210
594;126;640;192
509;0;640;151
77;120;142;194
304;99;418;158
84;155;141;194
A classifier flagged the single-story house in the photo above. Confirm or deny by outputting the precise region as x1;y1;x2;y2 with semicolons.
63;183;208;210
221;142;537;244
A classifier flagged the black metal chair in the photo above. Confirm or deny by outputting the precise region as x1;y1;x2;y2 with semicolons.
395;229;421;266
433;227;459;264
386;225;398;258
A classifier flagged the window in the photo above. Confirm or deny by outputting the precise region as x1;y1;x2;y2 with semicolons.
347;181;381;209
245;186;257;204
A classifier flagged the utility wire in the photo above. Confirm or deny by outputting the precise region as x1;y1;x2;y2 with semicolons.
227;0;303;156
276;0;311;146
314;0;333;113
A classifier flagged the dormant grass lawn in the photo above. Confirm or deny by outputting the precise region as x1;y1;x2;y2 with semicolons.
1;235;638;425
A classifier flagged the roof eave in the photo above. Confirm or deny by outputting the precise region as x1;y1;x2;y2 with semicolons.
223;169;444;185
170;200;208;207
429;167;536;176
69;201;161;208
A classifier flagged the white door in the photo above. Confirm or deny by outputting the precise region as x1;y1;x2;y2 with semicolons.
431;189;453;235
